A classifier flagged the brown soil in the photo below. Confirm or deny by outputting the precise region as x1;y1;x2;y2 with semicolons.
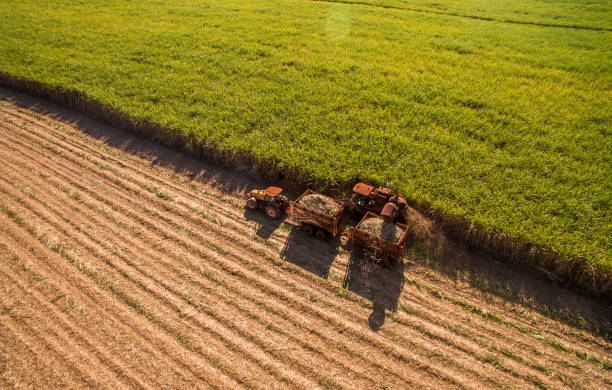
0;87;610;389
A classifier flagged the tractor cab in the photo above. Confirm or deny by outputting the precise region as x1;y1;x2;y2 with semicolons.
246;186;288;219
352;183;374;207
248;186;284;202
349;182;407;222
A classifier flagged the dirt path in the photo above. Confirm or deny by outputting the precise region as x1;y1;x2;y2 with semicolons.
0;88;610;389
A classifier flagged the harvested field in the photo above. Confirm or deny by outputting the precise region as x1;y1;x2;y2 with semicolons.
358;217;405;243
0;88;610;389
297;193;340;215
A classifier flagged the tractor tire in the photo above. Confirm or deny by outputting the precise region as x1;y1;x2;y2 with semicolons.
301;223;315;235
247;197;258;210
315;229;328;240
265;205;282;220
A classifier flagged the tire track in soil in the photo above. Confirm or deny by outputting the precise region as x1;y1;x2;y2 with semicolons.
0;116;580;389
0;95;609;389
0;114;592;388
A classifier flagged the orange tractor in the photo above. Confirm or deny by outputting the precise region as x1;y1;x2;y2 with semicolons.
246;186;289;219
347;183;408;223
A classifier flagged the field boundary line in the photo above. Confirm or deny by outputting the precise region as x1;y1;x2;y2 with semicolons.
1;116;608;380
0;77;609;299
2;99;610;375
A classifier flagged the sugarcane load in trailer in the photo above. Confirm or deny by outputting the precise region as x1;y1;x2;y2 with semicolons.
247;187;345;240
289;189;345;240
350;211;409;264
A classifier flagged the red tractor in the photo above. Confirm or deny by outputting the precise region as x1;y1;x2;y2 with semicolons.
246;186;289;219
347;183;408;223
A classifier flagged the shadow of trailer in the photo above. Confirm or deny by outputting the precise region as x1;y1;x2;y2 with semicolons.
349;212;409;265
288;189;345;240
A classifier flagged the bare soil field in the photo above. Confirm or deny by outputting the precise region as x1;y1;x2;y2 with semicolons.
0;88;610;389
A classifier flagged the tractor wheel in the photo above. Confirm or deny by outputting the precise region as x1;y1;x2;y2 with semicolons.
247;197;258;210
301;224;315;235
265;205;282;220
315;229;328;240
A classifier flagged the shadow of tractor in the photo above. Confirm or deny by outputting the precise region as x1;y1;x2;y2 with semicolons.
343;248;405;331
243;207;285;240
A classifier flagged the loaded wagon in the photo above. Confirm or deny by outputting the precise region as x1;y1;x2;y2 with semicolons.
289;189;345;240
350;212;409;263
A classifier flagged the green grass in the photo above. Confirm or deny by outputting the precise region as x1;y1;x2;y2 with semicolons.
312;0;612;30
0;0;610;276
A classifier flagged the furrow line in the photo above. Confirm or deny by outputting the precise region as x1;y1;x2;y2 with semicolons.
0;221;233;390
0;166;344;390
0;270;121;389
0;266;155;390
0;196;282;390
0;321;65;389
0;160;420;389
0;319;92;389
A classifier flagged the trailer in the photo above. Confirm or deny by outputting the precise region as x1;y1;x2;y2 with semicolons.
289;189;345;240
350;212;409;263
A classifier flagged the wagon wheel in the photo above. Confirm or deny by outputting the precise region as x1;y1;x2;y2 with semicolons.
246;197;258;210
265;205;282;220
301;223;315;235
315;229;328;241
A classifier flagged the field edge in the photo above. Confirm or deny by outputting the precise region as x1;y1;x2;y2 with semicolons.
1;72;610;298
